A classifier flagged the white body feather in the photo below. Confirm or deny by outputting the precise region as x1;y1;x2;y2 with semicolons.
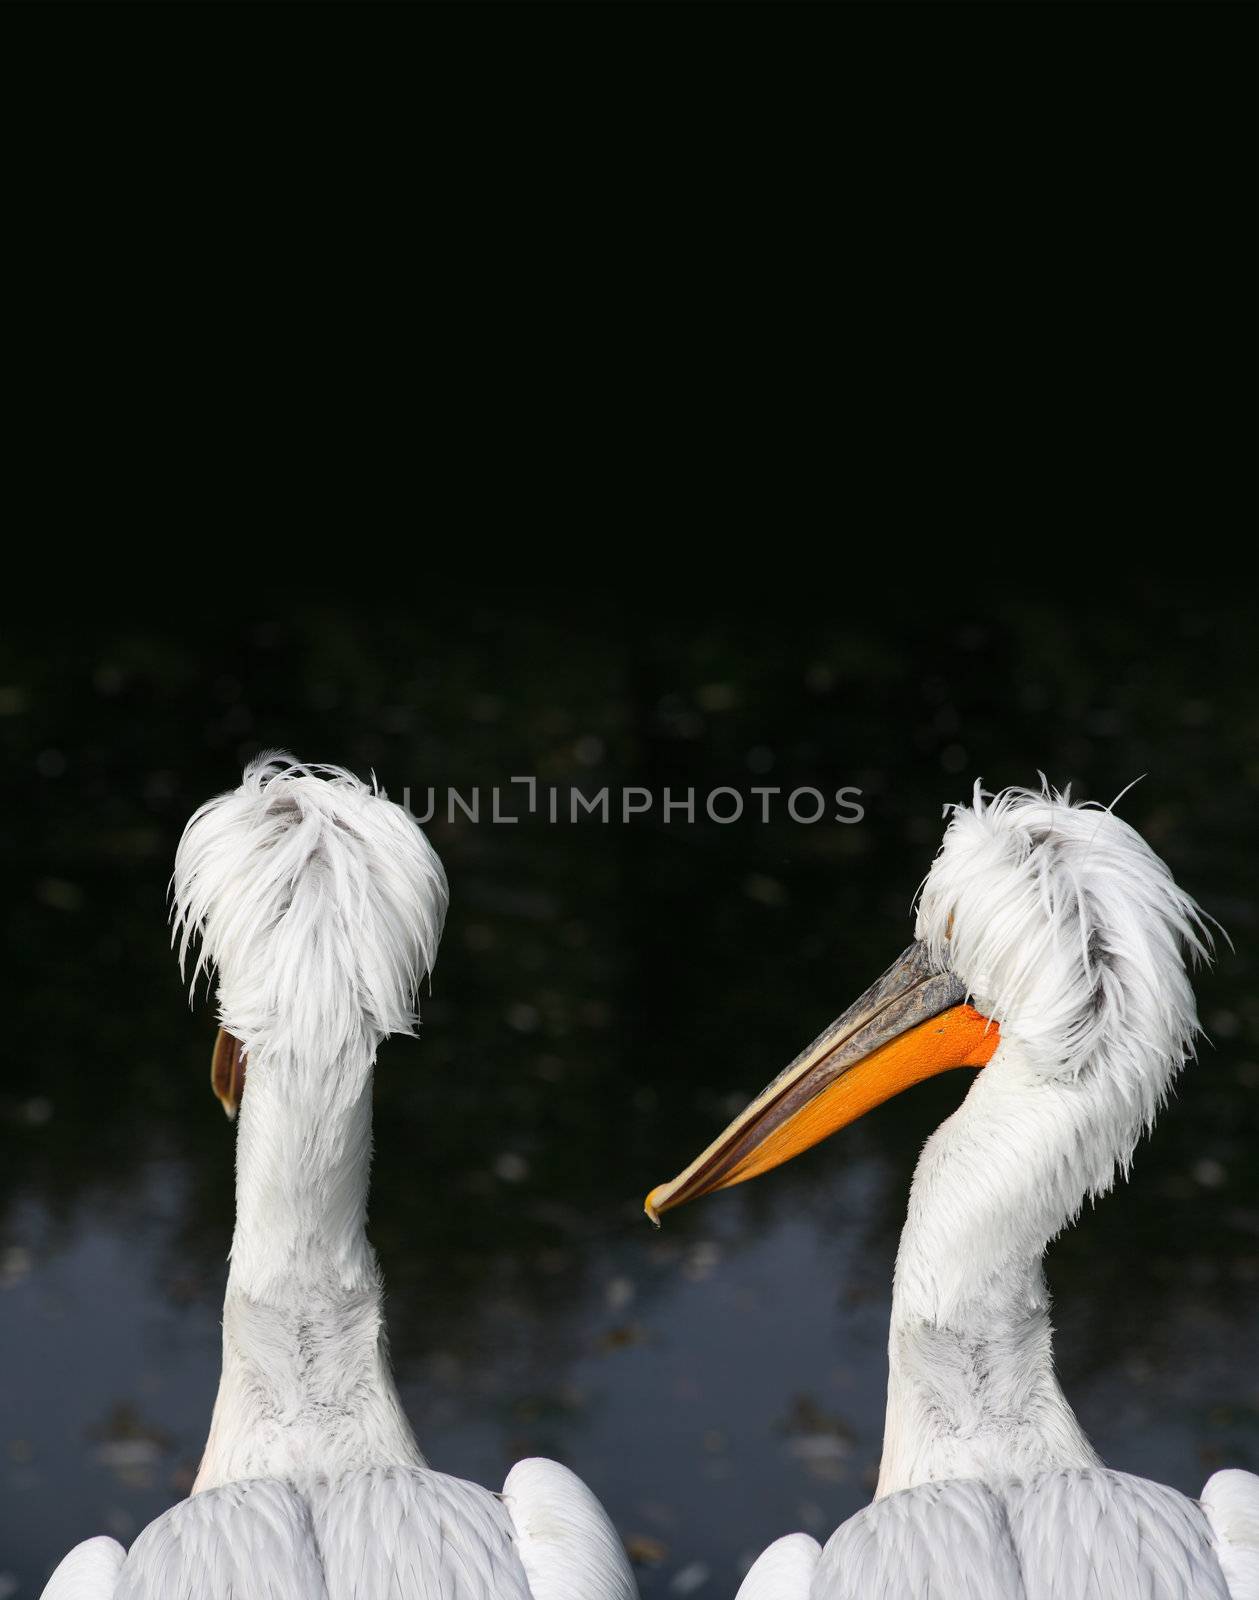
740;785;1259;1598
42;756;637;1600
740;1469;1248;1600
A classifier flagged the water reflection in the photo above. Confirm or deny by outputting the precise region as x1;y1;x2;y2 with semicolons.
2;595;1256;1597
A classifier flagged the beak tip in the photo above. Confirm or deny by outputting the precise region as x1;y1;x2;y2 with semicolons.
643;1186;667;1227
211;1029;246;1122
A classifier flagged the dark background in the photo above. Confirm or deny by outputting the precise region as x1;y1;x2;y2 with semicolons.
2;590;1257;1598
3;5;1256;1596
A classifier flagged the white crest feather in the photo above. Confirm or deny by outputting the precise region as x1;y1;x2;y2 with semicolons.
915;781;1211;1145
171;752;448;1067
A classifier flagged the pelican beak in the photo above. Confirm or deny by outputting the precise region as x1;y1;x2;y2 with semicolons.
644;940;999;1224
211;1028;247;1120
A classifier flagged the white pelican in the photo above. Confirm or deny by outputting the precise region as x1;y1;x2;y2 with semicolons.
43;755;638;1600
646;784;1259;1600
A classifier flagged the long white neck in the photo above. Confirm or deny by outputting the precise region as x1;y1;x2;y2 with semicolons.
876;1048;1103;1498
171;758;448;1494
194;1044;423;1493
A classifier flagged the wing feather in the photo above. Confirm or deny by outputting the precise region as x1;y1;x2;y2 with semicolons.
311;1465;533;1600
501;1457;637;1600
735;1533;820;1600
40;1536;125;1600
1005;1469;1229;1600
760;1469;1233;1600
1203;1469;1259;1600
44;1464;636;1600
113;1478;328;1600
816;1477;1026;1600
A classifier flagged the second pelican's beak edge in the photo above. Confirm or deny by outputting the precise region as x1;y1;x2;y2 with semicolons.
645;940;999;1223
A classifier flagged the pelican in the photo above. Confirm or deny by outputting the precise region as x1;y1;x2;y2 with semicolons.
43;755;638;1600
646;784;1259;1600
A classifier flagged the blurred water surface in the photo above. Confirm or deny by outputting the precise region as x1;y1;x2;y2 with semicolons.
2;592;1257;1598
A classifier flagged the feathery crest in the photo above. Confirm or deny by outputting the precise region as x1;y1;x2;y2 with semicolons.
915;782;1211;1138
171;753;448;1065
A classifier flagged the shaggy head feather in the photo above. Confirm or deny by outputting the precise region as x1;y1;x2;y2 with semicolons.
915;782;1211;1146
171;753;448;1068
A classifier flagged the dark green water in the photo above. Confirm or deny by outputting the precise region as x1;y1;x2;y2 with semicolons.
3;594;1257;1597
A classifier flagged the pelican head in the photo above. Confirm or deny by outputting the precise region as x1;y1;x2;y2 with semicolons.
172;752;449;1117
646;783;1211;1225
